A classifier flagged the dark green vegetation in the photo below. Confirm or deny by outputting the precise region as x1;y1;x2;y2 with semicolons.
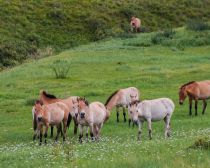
0;27;210;167
1;0;210;67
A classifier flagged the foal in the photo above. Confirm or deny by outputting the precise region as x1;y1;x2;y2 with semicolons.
128;98;175;141
33;100;71;145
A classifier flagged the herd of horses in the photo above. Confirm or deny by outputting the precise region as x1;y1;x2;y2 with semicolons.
32;80;210;145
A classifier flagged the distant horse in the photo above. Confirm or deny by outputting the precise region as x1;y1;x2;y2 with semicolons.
39;90;79;135
130;16;141;33
76;97;108;142
33;100;71;145
105;87;140;125
179;80;210;115
128;98;175;141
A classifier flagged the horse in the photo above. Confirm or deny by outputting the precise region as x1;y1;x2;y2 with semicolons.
33;100;71;145
39;90;79;135
130;16;141;33
105;87;140;125
76;97;108;143
128;98;175;141
179;80;210;116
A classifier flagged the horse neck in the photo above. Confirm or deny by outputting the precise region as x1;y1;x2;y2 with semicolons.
41;96;60;105
106;95;118;111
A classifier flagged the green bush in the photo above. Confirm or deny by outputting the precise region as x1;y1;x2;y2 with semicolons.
50;59;71;79
187;20;210;31
151;29;175;44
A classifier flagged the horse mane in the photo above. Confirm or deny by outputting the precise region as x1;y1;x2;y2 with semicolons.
42;90;57;99
180;81;196;89
105;90;119;106
130;100;141;106
78;97;89;106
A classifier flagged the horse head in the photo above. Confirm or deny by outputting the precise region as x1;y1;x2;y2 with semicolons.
128;100;140;123
179;87;187;105
77;97;89;119
34;100;44;122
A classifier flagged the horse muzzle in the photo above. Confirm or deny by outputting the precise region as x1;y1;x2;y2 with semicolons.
80;112;85;119
179;101;183;105
37;117;42;122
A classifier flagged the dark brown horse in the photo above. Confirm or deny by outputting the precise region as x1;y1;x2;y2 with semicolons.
179;80;210;115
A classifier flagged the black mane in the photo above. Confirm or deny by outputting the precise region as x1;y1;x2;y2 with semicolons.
105;90;119;106
180;81;196;89
42;91;57;99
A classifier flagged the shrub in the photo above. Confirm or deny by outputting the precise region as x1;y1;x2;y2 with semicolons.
151;29;175;44
186;19;210;31
50;59;71;79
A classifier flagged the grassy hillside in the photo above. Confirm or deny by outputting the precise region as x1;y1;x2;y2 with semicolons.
1;0;210;67
0;27;210;167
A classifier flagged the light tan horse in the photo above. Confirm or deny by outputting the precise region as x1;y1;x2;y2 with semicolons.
33;100;71;145
128;98;175;141
76;97;108;142
179;80;210;115
130;16;141;32
39;90;79;135
105;87;140;125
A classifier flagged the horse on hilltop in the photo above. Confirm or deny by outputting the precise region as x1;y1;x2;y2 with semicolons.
179;80;210;115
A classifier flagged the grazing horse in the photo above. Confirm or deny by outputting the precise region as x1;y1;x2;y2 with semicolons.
179;80;210;116
39;90;79;135
76;97;108;142
105;87;140;125
128;98;175;141
130;16;141;33
33;100;71;145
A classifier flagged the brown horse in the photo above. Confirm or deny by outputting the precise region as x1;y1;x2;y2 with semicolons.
179;80;210;115
33;100;71;145
130;16;141;33
39;90;79;135
105;87;140;125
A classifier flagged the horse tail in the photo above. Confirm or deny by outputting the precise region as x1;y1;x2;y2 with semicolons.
67;112;72;129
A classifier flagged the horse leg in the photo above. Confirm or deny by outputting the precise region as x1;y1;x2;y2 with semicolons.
116;106;119;122
123;107;126;122
63;121;67;142
195;99;198;116
97;123;103;141
50;126;53;138
189;98;192;116
164;116;171;138
147;118;152;140
55;123;61;142
78;124;84;143
89;123;94;141
39;125;43;145
202;100;207;115
85;127;89;142
73;117;78;135
137;120;143;141
44;124;49;144
33;129;37;141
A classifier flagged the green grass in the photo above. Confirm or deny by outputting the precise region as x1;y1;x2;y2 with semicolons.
0;28;210;167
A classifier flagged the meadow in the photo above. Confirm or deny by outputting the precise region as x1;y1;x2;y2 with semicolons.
0;28;210;167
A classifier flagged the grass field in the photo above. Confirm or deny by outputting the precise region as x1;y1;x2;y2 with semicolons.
0;28;210;168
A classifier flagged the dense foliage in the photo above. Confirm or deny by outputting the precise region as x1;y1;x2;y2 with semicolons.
1;0;210;67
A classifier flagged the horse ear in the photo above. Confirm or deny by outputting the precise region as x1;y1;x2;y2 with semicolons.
77;97;80;102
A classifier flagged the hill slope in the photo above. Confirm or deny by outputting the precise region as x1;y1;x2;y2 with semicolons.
1;0;210;67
